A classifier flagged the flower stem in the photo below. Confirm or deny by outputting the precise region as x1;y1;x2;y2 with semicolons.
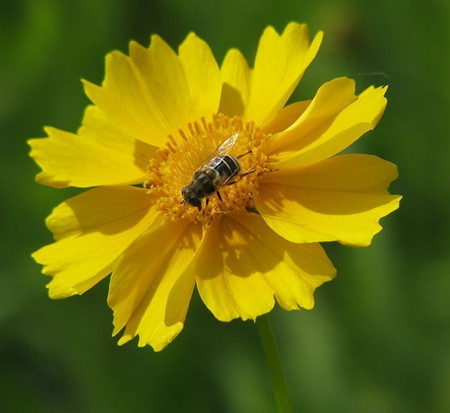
256;315;294;413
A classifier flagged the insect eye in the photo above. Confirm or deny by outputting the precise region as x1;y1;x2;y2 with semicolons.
189;195;201;208
182;186;201;208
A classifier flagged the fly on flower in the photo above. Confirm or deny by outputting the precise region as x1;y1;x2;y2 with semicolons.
29;22;401;351
182;133;254;210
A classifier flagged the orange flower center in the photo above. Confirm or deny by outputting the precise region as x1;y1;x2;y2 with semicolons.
144;114;269;224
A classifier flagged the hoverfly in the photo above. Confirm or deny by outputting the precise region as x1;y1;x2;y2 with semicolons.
182;133;251;209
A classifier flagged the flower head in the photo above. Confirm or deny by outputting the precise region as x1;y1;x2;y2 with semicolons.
29;23;401;351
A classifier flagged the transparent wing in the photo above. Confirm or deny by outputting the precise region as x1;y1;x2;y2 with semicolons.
197;133;240;170
216;133;239;156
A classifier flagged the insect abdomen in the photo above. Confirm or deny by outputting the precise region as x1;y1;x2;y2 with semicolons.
208;155;241;184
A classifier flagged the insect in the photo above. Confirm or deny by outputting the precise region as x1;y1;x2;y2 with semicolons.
182;133;250;209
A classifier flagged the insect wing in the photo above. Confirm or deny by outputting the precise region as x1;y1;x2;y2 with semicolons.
211;133;241;186
197;133;239;171
215;133;239;156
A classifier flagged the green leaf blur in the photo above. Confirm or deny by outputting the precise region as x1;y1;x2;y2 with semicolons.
1;1;448;412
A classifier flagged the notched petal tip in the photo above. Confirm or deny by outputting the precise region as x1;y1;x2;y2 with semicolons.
284;21;308;31
261;24;277;37
117;334;132;346
178;29;221;118
149;34;169;50
30;116;150;187
35;172;70;188
81;77;98;89
268;77;390;168
107;219;198;351
258;154;401;246
245;22;325;126
339;194;402;248
219;48;251;118
195;215;337;322
47;282;78;300
114;323;185;352
310;30;324;55
28;134;71;188
181;31;201;44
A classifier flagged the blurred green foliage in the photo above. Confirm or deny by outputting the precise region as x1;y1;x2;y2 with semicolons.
1;0;449;412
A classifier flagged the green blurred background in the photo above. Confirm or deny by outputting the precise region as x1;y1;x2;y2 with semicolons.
1;0;449;412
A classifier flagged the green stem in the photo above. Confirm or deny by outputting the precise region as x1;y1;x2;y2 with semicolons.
256;314;294;413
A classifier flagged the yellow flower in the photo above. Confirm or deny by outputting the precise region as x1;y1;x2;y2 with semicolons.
29;23;401;351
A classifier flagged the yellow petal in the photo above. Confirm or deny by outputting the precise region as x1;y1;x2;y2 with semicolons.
178;32;221;119
29;107;155;188
257;154;402;246
128;35;199;139
268;78;388;168
219;48;251;117
262;100;311;134
266;77;356;155
195;215;336;322
32;186;157;298
83;49;170;148
109;217;201;351
244;23;323;126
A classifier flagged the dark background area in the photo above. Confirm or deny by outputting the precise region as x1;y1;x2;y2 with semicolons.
1;0;449;412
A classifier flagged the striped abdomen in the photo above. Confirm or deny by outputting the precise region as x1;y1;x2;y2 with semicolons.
188;155;241;199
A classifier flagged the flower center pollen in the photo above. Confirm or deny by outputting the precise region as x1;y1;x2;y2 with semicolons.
144;114;269;224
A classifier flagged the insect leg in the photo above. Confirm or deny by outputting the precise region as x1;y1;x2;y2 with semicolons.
239;170;256;179
215;191;226;212
201;197;209;217
225;170;256;186
237;150;252;159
